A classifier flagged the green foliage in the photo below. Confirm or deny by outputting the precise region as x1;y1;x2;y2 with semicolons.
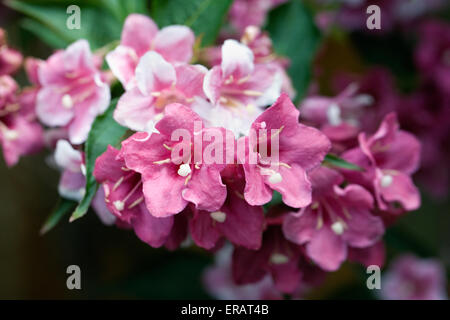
151;0;233;46
70;99;127;222
40;198;77;234
323;154;363;171
266;0;321;101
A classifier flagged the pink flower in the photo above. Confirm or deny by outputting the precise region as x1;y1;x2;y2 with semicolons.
0;75;43;166
283;166;384;271
239;93;331;208
229;0;288;34
232;226;324;294
94;144;177;246
114;51;206;132
190;165;264;250
203;245;283;300
106;14;195;89
0;29;22;76
415;20;450;95
36;40;110;144
121;103;232;218
300;83;373;147
381;254;447;300
198;39;281;136
342;113;421;213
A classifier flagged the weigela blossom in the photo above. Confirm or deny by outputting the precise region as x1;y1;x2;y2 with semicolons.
239;93;331;208
106;14;195;89
342;113;421;213
189;165;264;250
0;29;23;76
36;40;110;144
283;166;384;271
197;39;281;136
0;75;43;166
94;144;179;246
381;254;448;300
121;103;233;218
114;51;206;132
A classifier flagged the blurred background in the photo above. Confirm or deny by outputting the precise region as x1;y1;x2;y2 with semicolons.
1;0;449;299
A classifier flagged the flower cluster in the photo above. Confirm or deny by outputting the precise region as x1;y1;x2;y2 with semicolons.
1;4;447;299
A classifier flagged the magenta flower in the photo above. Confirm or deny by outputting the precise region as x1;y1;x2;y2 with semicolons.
94;144;175;246
190;166;264;250
106;14;195;89
232;226;324;294
283;166;384;271
0;75;43;166
121;103;232;218
342;113;421;212
239;93;331;208
114;51;206;132
203;245;283;300
198;39;281;136
0;29;22;76
415;20;450;95
381;254;447;300
36;40;110;144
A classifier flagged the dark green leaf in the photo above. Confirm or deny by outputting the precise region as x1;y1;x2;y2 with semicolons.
70;99;127;222
101;0;149;22
40;198;77;235
266;0;321;101
323;154;363;171
151;0;233;46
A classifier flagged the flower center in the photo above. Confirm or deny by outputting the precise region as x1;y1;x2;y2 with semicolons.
177;163;192;177
380;174;393;187
270;253;289;265
210;211;227;223
331;221;345;235
62;94;74;109
327;103;342;126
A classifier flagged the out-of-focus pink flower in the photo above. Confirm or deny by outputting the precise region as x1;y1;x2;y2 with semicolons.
300;83;373;148
0;75;43;166
381;254;447;300
348;240;386;268
415;20;450;95
283;166;384;271
229;0;288;34
342;113;421;213
0;29;22;76
198;39;281;136
204;245;283;300
106;14;195;89
114;51;206;132
239;93;330;208
121;103;233;218
190;166;264;250
36;40;110;145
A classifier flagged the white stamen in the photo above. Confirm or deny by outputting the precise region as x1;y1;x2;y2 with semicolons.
354;94;374;106
177;163;191;177
113;200;125;211
268;172;282;184
4;129;18;140
331;221;345;235
80;164;86;176
153;113;164;122
210;211;227;223
270;253;289;265
260;121;266;129
62;94;74;109
327;103;342;126
381;174;393;187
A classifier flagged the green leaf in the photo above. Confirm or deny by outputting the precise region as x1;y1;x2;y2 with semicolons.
151;0;233;46
323;154;363;171
101;0;149;22
70;99;127;222
265;0;321;101
7;0;121;49
40;198;77;235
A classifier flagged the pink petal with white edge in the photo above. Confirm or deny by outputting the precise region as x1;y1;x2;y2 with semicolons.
377;170;421;211
135;51;176;96
121;14;158;56
221;39;254;79
54;139;82;172
106;45;139;89
153;25;195;63
36;87;74;126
